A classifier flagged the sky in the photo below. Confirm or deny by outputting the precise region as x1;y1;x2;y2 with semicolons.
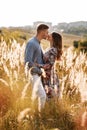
0;0;87;27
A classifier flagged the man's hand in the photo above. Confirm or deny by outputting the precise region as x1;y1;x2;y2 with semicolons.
43;64;51;70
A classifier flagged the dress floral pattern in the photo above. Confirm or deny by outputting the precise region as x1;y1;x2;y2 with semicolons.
42;47;60;91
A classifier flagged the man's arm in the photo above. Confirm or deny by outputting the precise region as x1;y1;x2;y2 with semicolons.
25;41;43;76
24;41;35;67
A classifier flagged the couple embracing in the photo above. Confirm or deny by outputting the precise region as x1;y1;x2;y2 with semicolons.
24;24;62;112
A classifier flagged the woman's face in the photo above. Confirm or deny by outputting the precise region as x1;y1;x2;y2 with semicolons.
48;34;53;47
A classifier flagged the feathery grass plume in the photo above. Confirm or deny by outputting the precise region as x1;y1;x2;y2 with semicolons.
24;62;29;78
3;63;10;77
0;78;9;87
81;108;87;128
0;80;13;117
21;82;30;99
17;108;31;123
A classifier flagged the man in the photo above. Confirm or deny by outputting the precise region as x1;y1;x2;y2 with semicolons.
24;24;49;112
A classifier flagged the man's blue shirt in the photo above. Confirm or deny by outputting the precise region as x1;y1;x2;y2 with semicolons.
24;36;44;67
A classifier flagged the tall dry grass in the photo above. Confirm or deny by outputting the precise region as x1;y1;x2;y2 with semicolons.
0;38;87;130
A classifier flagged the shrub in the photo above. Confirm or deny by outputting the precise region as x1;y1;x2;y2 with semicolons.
80;41;87;47
73;41;79;48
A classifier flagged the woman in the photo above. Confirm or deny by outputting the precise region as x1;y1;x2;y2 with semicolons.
42;32;62;98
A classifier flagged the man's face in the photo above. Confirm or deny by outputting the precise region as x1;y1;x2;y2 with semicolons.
42;29;49;40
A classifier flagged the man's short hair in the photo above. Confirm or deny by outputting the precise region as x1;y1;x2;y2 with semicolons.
37;24;49;32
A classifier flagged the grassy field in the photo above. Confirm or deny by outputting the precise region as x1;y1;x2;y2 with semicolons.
0;27;84;46
62;33;83;47
0;30;87;130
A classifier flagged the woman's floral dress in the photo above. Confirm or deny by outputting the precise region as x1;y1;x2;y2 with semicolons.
42;47;60;98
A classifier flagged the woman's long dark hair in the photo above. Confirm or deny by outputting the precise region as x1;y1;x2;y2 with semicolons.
52;32;62;59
